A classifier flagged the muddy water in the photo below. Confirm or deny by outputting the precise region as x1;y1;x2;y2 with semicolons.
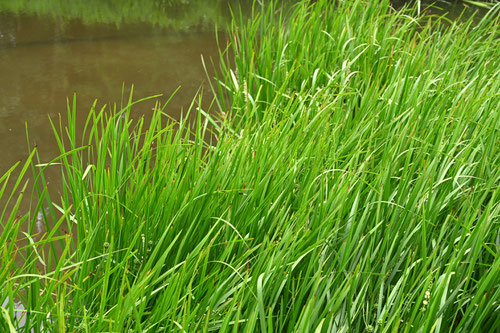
0;13;225;181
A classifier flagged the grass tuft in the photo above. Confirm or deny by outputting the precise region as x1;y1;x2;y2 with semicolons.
1;0;499;331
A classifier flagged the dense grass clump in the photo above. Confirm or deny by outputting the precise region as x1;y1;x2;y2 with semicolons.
1;0;499;331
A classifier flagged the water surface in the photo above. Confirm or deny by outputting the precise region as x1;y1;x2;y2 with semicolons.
0;14;225;177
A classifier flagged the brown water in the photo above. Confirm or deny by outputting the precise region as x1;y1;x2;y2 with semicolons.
0;14;224;180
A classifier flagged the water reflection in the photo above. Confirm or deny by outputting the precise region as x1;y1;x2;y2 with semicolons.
0;0;238;32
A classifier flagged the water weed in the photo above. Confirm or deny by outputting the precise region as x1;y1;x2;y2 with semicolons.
1;0;499;331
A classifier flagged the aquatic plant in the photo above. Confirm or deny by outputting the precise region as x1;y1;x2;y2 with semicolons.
464;0;499;9
1;0;499;331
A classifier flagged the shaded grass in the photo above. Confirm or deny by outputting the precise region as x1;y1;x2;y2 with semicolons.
1;0;499;331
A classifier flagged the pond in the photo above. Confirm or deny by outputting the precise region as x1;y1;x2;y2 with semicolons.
0;2;244;204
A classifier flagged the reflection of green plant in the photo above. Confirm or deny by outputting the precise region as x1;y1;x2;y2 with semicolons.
0;0;247;29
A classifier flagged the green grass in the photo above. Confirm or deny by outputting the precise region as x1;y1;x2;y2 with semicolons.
1;0;499;331
464;0;499;9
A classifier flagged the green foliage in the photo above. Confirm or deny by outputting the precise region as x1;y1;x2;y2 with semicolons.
1;0;499;331
464;0;499;9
